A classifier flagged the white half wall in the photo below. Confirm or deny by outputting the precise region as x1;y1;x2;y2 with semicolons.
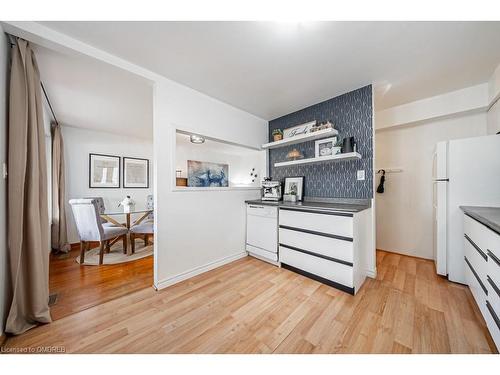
0;27;10;337
63;126;153;244
375;112;487;259
154;79;268;288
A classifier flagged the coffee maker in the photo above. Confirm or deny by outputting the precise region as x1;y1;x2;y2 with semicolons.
261;178;282;201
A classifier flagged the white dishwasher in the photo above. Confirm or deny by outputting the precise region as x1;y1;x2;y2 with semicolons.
246;203;278;264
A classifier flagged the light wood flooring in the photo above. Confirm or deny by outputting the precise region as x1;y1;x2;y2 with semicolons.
4;250;497;353
48;244;153;320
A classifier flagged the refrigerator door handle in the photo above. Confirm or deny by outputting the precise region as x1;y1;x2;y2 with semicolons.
433;178;449;182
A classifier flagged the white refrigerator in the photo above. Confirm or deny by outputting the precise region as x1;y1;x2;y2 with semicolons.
433;135;500;284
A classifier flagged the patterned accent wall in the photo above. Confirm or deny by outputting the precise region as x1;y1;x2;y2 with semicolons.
268;85;373;199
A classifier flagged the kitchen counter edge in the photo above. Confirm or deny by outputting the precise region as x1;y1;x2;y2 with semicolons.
245;199;371;213
460;205;500;236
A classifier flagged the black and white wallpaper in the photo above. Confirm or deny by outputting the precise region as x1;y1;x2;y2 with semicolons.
268;85;373;199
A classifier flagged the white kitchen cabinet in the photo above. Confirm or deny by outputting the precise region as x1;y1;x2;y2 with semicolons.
278;206;372;295
462;213;500;350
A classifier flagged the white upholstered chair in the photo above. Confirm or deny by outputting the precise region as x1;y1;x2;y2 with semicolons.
69;198;129;265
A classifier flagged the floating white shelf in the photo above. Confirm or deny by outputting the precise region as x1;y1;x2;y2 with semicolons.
274;152;361;167
262;128;338;150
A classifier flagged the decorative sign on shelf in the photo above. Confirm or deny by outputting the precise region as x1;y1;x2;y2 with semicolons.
283;120;317;138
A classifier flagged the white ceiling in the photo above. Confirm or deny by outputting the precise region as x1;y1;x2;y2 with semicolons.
38;21;500;120
34;44;153;139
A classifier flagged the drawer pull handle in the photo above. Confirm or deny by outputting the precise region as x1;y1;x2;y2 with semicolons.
280;207;354;217
279;243;353;267
279;225;353;242
488;250;500;267
487;276;500;298
486;301;500;331
464;256;488;295
464;234;487;260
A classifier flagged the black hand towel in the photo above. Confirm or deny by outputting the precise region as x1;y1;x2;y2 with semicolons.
377;172;385;194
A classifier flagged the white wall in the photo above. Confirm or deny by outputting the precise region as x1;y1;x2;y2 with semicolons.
487;99;500;135
154;79;268;288
175;132;265;188
375;112;487;259
63;126;153;244
0;27;9;337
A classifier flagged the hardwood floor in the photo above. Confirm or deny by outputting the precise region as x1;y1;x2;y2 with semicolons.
48;244;153;320
5;250;497;353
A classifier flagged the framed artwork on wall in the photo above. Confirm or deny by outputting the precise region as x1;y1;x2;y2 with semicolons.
315;136;339;158
284;176;304;201
187;160;229;187
89;153;121;188
123;157;150;188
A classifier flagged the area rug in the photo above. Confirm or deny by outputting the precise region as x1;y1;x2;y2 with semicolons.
76;242;153;265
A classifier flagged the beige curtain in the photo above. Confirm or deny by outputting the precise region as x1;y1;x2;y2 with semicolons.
51;123;70;253
6;39;52;335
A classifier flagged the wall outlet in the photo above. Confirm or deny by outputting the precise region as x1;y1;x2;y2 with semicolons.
357;170;365;181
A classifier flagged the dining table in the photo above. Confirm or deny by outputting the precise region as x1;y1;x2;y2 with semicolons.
100;207;154;255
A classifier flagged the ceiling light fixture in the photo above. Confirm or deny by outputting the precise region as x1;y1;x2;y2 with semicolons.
190;134;205;144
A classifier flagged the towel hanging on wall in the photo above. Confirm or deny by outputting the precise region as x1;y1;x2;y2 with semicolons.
376;169;386;193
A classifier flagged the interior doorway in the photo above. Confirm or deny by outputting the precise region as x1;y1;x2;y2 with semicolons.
31;41;155;320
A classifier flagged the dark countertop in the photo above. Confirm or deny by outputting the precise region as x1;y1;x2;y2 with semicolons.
460;206;500;236
245;199;370;213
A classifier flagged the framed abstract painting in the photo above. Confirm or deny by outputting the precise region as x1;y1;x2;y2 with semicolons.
187;160;229;187
89;153;121;188
123;157;149;188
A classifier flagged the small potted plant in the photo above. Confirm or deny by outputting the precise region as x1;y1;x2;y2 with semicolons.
272;129;283;142
333;139;343;155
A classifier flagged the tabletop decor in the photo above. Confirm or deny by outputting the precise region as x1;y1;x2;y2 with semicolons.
123;157;149;188
284;176;304;201
89;153;120;188
283;120;317;138
315;136;340;158
118;195;135;213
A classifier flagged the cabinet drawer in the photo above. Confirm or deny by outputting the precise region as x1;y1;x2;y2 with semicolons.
464;235;487;283
464;214;500;261
279;208;353;238
279;245;353;288
279;227;353;264
487;275;500;318
485;301;500;351
465;257;488;318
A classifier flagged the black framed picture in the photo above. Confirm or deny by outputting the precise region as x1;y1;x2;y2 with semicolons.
284;176;305;201
89;153;121;188
123;157;150;188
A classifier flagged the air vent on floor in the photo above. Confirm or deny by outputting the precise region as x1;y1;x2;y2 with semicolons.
48;293;58;306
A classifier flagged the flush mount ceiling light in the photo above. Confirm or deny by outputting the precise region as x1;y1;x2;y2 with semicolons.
190;134;205;144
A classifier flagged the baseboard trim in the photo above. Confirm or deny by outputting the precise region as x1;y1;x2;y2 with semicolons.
154;251;248;290
366;268;377;278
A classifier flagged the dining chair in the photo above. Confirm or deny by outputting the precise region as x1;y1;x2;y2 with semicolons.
130;221;154;253
69;198;129;265
130;195;154;253
146;194;154;222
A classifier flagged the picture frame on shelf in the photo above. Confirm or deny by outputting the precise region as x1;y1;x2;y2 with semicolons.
123;157;150;188
315;136;340;158
89;153;121;188
283;120;317;138
284;176;304;201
